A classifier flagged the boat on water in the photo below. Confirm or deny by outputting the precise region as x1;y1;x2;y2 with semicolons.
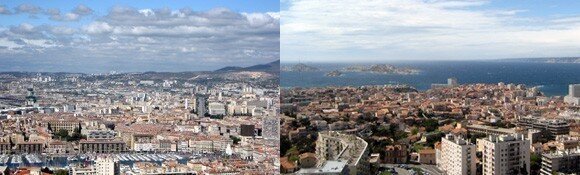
0;155;10;164
11;155;22;164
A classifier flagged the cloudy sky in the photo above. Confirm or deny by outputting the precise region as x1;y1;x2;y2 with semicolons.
281;0;580;62
0;0;279;73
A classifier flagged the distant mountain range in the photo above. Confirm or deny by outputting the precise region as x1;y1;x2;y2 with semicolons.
498;57;580;63
215;60;280;74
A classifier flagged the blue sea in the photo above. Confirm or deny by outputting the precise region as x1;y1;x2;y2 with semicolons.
281;61;580;97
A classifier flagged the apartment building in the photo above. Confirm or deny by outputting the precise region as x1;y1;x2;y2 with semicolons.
541;149;580;175
480;134;530;175
438;134;476;175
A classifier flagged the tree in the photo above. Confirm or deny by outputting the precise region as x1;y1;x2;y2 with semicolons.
411;128;419;135
229;135;241;145
47;123;53;132
530;153;541;175
54;169;68;175
56;129;69;140
421;119;439;132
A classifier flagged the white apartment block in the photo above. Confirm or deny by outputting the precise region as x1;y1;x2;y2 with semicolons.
438;134;476;175
481;134;530;175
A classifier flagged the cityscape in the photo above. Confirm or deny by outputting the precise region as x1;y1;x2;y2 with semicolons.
1;0;580;175
0;64;280;174
280;78;579;175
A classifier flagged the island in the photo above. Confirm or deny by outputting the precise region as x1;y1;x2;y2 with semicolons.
341;64;420;75
281;63;320;72
499;57;580;63
325;70;343;77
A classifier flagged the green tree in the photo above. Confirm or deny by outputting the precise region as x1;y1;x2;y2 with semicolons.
530;153;542;175
229;135;241;144
54;169;68;175
56;129;69;140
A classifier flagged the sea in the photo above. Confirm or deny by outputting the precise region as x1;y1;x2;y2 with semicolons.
281;61;580;97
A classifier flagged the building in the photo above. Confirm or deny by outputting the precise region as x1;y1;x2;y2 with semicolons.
79;139;127;153
541;149;580;175
45;118;81;133
240;125;255;137
448;77;458;87
299;153;317;168
564;84;580;105
418;148;436;165
297;131;368;175
95;156;120;175
480;134;530;175
208;102;226;116
262;116;279;140
296;160;348;175
25;87;37;107
431;77;459;89
47;141;69;154
383;144;407;164
195;94;208;117
438;134;476;175
517;116;570;136
15;142;44;154
465;124;517;136
71;156;119;175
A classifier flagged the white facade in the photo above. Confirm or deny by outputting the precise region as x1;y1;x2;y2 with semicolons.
208;102;226;115
95;157;118;175
564;84;580;105
481;134;530;175
438;134;476;175
570;84;580;97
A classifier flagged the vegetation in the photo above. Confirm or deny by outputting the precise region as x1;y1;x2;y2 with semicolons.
229;135;241;145
54;169;68;175
54;124;86;142
420;119;439;132
530;153;542;175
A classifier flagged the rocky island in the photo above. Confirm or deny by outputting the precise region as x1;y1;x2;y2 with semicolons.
325;70;343;77
500;57;580;63
342;64;420;75
281;63;320;72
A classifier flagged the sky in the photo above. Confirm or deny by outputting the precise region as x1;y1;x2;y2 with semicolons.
281;0;580;62
0;0;279;73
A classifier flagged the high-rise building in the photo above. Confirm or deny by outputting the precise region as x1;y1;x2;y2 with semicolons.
541;149;580;175
196;94;208;117
480;134;530;175
564;84;580;105
71;156;119;175
447;77;458;87
25;87;37;107
438;134;476;175
95;156;120;175
570;84;580;97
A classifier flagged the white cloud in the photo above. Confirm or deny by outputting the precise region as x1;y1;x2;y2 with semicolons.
281;0;580;62
0;38;21;50
0;6;279;72
84;21;113;34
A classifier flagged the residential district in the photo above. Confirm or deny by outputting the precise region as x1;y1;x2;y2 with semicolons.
0;70;280;175
280;78;580;175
